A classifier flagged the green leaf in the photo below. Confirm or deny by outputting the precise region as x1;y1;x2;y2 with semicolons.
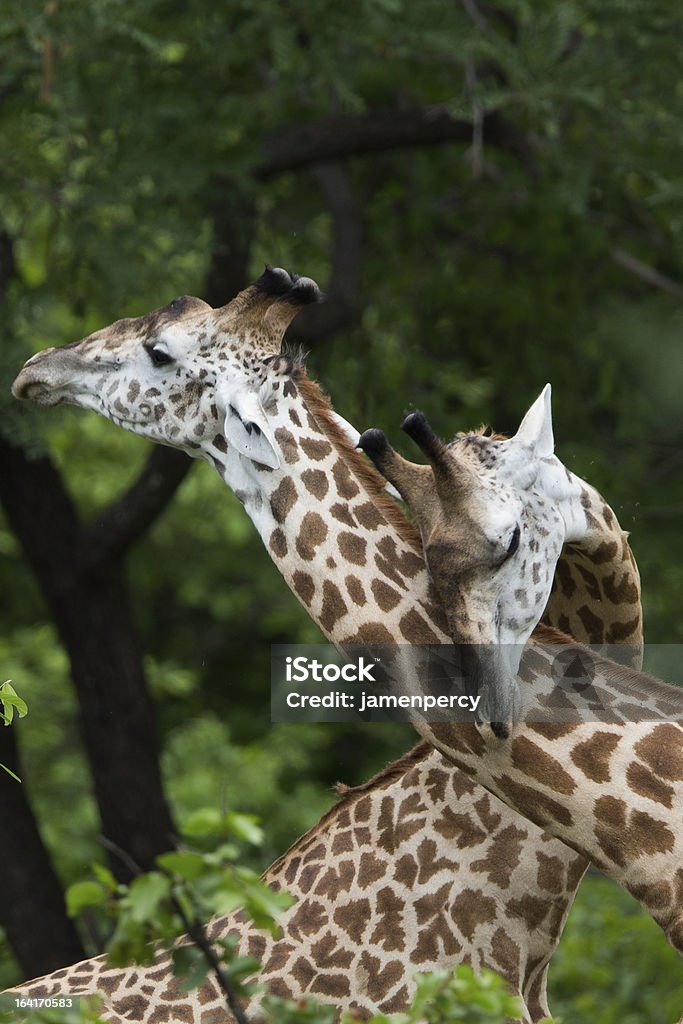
157;850;208;881
125;871;171;923
0;761;21;782
91;863;118;892
181;807;224;837
66;880;107;917
171;945;211;992
0;681;28;726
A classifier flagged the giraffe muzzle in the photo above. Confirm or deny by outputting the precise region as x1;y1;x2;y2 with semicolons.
12;348;93;406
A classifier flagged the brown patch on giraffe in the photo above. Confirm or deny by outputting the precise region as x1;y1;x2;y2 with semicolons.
601;570;639;605
377;535;425;578
288;900;328;937
333;899;371;943
357;851;388;888
288;407;302;427
296;511;328;561
291;956;316;991
635;724;683;781
627;760;675;808
248;934;267;960
511;736;576;795
342;622;396;644
274;426;300;464
353;500;385;530
415;839;453;883
434;806;487;849
269;527;288;558
506;892;552;930
369;887;406;951
399;608;442;643
575;563;602;602
415;888;463;961
338;531;367;566
370;578;402;612
314;859;356;897
292;570;315;606
270;477;297;523
332;457;361;498
394;853;419;888
494;774;574;828
301;468;329;500
359;952;405;1001
149;1002;194;1023
346;574;367;606
606;614;642;643
375;553;409;590
490;927;521;987
332;830;353;855
528;721;576;741
570;732;620;783
536;851;566;894
593;795;675;866
330;502;356;527
424;766;448;801
576;604;605;643
473;793;503;833
326;556;337;569
311;933;354;970
472;824;527;887
378;983;411;1012
263;941;296;975
319;579;348;632
299;436;333;460
591;539;620;564
451;888;497;941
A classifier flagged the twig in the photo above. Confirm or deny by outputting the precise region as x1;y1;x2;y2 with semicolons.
611;247;683;298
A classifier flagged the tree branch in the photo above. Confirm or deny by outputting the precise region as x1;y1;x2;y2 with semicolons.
85;446;192;570
255;107;536;180
611;247;683;298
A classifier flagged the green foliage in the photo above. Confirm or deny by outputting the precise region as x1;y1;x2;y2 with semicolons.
0;681;27;782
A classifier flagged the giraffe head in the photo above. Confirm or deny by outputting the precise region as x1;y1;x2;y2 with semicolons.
12;267;322;471
358;386;590;736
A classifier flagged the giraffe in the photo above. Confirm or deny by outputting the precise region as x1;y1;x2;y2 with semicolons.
7;744;587;1024
10;267;643;1019
358;401;683;960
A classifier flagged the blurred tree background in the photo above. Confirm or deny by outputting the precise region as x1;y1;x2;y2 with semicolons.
0;0;681;1019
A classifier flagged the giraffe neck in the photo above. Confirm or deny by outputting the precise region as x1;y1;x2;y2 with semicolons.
8;745;586;1023
427;641;683;953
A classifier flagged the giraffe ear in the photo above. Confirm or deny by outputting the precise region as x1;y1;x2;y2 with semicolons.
216;380;281;469
511;383;554;458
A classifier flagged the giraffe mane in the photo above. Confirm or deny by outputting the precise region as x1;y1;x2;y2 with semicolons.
264;741;431;880
293;370;424;555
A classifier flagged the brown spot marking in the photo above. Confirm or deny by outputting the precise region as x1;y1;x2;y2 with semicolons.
602;570;639;605
490;927;521;987
434;806;487;849
248;934;267;960
627;761;675;808
301;437;333;461
378;983;410;1013
399;608;441;643
331;457;361;498
301;468;329;500
606;614;642;643
296;511;328;561
288;899;328;938
353;500;384;530
359;952;405;1001
536;851;566;894
414;887;463;961
594;795;675;866
370;578;402;612
283;379;298;398
555;560;577;596
576;604;605;643
333;899;371;943
494;774;574;828
319;579;348;632
369;887;406;951
570;731;620;783
635;724;683;781
511;736;576;795
270;477;297;523
213;433;227;452
451;888;497;942
394;853;418;888
330;502;356;527
274;426;300;464
326;556;336;569
291;956;315;990
126;380;140;402
529;721;576;740
289;407;302;427
591;539;619;564
358;851;388;888
342;622;396;644
269;527;288;558
293;571;315;607
310;933;354;970
346;575;367;606
506;892;551;930
338;531;367;566
314;859;355;897
471;824;527;888
377;535;425;578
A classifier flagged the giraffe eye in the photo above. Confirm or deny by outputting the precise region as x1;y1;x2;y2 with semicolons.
148;347;174;367
505;525;521;559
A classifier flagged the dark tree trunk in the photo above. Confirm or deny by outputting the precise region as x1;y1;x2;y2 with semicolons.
0;439;177;880
0;726;86;976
